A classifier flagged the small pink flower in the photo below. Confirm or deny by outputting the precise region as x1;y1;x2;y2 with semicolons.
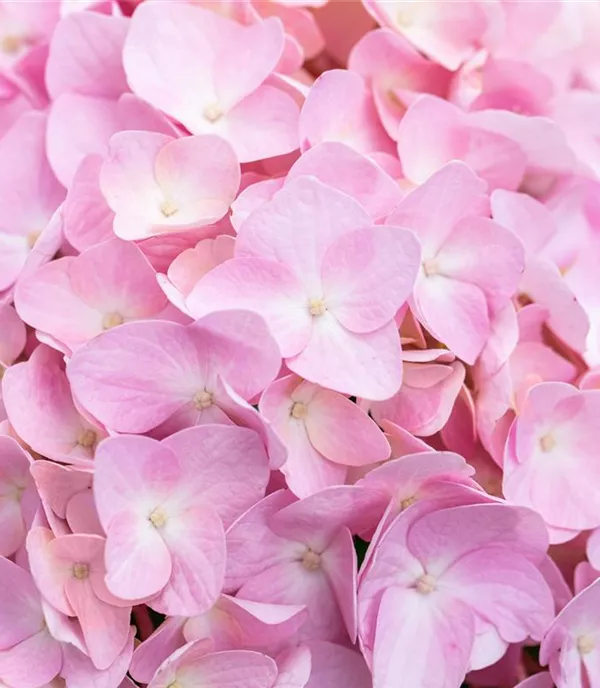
94;425;270;614
67;310;281;436
188;176;421;399
123;2;299;162
100;131;240;240
260;374;390;497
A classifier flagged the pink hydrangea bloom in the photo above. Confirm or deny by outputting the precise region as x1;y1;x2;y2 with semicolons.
358;502;553;686
260;374;390;496
67;310;280;435
187;176;421;399
503;382;600;543
123;2;299;162
94;425;270;613
99;131;241;240
387;162;525;364
15;238;173;351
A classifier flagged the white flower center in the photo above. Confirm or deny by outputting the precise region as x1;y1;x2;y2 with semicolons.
422;259;439;277
577;634;595;655
539;432;556;453
415;573;436;595
102;312;124;330
149;508;168;529
308;298;327;317
290;402;309;420
72;563;89;580
1;35;23;54
160;199;179;218
203;103;224;123
194;390;213;410
77;430;97;449
302;549;321;571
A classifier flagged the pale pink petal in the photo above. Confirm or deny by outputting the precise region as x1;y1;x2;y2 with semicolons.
62;155;114;252
67;321;206;433
0;304;26;364
287;316;403;400
275;645;311;688
0;557;44;650
371;361;466;436
130;617;186;684
66;577;130;670
104;510;172;601
3;345;104;461
0;629;62;688
372;585;474;688
46;12;129;99
150;646;278;688
186;257;311;358
320;528;357;642
299;69;393;154
162;424;270;528
287;142;403;221
60;626;134;688
386;161;489;255
444;548;554;643
219;84;300;163
321;226;420;334
412;273;489;364
237;176;373;290
305;389;390;466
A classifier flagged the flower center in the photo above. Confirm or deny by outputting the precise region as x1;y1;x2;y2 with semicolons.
577;634;595;655
415;573;436;595
72;563;89;580
290;401;308;420
1;35;23;54
167;682;183;688
308;298;326;317
539;432;556;453
396;5;417;27
193;390;213;410
302;549;321;571
77;429;97;449
0;365;5;381
149;507;168;529
160;199;179;218
422;259;439;277
27;231;40;249
203;103;224;123
102;312;124;330
400;495;416;511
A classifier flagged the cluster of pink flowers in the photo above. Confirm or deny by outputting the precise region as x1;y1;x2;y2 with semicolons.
3;1;600;686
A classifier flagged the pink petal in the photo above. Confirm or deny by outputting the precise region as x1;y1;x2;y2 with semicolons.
62;155;114;252
0;304;26;365
3;345;104;461
130;617;186;684
66;577;130;670
412;273;489;364
0;629;62;688
299;69;393;154
219;84;300;163
320;528;357;643
187;257;310;358
372;585;474;687
303;641;371;688
162;424;270;529
46;12;129;99
287;315;403;400
287;142;403;221
305;388;390;466
386;161;488;256
0;558;44;651
321;226;420;334
443;547;554;643
104;509;172;601
237;176;373;290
